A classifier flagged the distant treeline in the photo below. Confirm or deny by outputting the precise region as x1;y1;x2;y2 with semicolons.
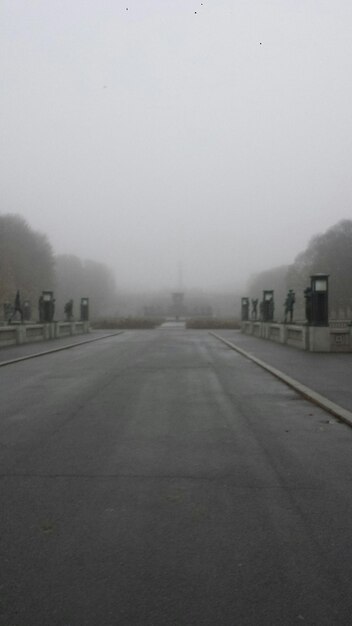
2;213;351;323
0;213;118;320
247;219;352;320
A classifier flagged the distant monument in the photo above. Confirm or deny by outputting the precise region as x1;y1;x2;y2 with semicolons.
171;292;185;321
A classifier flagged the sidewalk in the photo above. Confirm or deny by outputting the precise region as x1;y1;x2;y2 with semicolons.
0;330;119;365
214;330;352;413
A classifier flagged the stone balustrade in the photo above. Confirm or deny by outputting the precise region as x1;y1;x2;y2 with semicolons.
241;321;352;352
0;321;90;348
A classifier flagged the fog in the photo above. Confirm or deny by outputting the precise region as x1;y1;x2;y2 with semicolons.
1;0;352;292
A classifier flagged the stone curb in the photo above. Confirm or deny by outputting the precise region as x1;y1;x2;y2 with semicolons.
210;331;352;428
0;332;124;368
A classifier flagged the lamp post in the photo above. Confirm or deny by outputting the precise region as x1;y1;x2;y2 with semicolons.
310;274;329;326
241;297;250;321
80;298;89;321
262;290;274;322
39;291;55;323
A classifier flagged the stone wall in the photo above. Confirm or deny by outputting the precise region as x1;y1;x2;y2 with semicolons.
241;321;351;352
0;321;90;348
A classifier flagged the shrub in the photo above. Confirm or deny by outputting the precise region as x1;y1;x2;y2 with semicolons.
91;317;165;329
186;318;240;329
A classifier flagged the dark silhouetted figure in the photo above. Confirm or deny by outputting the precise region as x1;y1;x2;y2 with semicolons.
9;290;23;323
64;299;74;321
304;287;313;324
251;298;258;320
284;289;295;323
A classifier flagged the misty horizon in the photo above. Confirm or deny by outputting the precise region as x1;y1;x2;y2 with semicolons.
1;0;352;292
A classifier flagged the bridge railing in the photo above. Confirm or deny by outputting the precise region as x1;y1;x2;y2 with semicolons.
241;321;351;352
0;321;90;348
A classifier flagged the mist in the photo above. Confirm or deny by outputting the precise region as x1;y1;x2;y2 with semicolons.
1;0;352;293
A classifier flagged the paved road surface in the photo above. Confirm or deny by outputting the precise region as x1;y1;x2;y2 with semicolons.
1;328;352;625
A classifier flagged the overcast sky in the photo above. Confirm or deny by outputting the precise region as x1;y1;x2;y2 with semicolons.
1;0;352;291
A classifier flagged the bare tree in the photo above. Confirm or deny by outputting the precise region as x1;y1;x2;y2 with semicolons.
55;254;118;319
287;220;352;318
0;213;54;316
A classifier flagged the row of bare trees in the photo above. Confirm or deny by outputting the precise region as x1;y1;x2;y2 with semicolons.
0;214;54;309
55;254;117;320
0;213;118;320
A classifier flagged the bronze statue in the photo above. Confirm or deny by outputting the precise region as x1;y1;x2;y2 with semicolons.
304;287;312;324
251;298;258;320
64;299;74;321
9;290;23;323
284;289;295;323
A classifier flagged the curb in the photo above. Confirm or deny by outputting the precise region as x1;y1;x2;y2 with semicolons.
210;331;352;428
0;331;124;368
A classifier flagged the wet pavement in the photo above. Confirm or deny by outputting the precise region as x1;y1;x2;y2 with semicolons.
1;328;352;625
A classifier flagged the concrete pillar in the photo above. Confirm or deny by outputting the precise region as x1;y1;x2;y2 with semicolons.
16;325;26;345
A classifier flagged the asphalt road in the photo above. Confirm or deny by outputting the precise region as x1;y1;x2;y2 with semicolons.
1;327;352;625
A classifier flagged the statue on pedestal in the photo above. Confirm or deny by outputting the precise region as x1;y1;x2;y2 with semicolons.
251;298;258;320
64;299;74;321
9;290;23;323
284;289;295;323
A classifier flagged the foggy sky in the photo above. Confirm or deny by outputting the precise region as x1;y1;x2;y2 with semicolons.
1;0;352;291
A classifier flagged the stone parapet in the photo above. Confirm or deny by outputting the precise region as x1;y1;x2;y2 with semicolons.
0;321;90;349
241;321;352;352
